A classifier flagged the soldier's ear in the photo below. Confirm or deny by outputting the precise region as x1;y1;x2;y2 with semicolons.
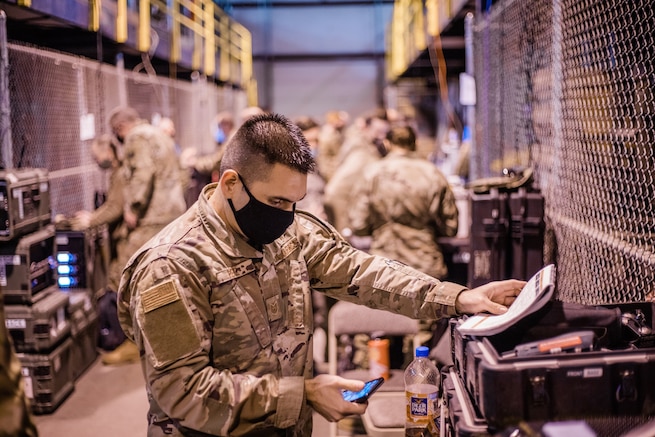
219;170;240;197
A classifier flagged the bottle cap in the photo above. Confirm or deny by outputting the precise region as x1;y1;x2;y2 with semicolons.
462;125;471;142
415;346;429;357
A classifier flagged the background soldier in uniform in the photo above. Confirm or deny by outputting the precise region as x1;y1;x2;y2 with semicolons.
349;124;458;280
323;108;389;236
72;134;127;293
105;106;187;365
349;124;459;367
70;134;130;354
117;113;525;436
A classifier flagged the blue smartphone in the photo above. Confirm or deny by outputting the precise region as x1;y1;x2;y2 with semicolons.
341;377;385;403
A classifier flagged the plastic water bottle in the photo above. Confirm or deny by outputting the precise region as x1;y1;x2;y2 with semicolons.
404;346;440;436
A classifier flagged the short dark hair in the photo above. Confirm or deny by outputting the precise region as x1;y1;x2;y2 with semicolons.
108;106;140;131
220;113;316;183
364;107;388;126
386;125;416;151
294;116;319;132
92;133;119;159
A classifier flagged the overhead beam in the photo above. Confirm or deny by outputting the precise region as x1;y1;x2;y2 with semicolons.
253;51;385;62
226;0;394;8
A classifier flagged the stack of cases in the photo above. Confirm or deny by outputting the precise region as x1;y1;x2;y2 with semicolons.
1;225;57;305
1;168;79;414
468;187;545;287
0;168;51;242
54;228;102;291
440;367;489;437
442;304;655;437
66;289;99;379
5;290;71;353
54;228;102;380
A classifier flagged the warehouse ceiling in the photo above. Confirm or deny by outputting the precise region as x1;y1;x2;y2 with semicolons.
0;1;192;80
0;0;472;89
397;2;472;86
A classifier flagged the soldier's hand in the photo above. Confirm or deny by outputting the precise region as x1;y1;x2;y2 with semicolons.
179;147;198;169
455;279;526;315
71;210;92;230
124;207;138;230
305;374;367;422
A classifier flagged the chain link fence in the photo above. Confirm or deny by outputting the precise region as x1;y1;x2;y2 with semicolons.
2;40;245;217
473;0;655;303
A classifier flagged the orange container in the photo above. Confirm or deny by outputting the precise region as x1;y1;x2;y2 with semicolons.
368;338;390;380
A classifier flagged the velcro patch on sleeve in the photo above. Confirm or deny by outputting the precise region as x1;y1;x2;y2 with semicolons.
141;280;180;313
140;279;202;367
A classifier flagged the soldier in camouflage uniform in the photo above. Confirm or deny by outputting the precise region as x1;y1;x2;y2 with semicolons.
106;106;188;365
71;134;129;352
323;109;389;235
72;134;127;294
117;113;525;436
349;124;458;280
316;110;348;182
0;290;38;437
110;106;187;254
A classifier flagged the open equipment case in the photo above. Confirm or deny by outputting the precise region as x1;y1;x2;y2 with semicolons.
444;298;655;436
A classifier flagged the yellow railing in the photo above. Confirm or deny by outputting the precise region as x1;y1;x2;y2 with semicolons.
388;0;425;80
388;0;467;81
90;0;255;103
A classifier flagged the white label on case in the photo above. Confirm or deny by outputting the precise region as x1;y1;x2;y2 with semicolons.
583;368;603;378
24;375;33;399
6;319;26;329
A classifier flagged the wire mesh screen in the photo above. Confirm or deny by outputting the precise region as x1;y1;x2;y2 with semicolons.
2;41;244;218
473;0;655;303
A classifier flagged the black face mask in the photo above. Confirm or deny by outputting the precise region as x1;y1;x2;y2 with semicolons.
228;175;295;247
97;159;113;170
373;138;388;157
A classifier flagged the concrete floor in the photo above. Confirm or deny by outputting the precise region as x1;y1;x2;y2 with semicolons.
33;358;148;436
32;356;362;437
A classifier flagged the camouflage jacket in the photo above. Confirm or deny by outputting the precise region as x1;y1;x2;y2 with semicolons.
121;122;187;227
89;166;127;270
349;150;458;279
323;138;381;233
88;166;125;230
117;183;466;437
193;148;224;176
316;125;344;181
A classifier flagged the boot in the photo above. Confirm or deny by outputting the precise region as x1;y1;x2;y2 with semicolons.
101;339;140;365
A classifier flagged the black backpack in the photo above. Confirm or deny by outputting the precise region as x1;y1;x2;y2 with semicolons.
97;290;127;351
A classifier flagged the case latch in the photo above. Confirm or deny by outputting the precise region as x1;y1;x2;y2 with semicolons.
616;369;638;402
529;375;548;405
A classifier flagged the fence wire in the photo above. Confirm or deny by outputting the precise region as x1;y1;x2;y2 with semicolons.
2;41;244;218
474;0;655;303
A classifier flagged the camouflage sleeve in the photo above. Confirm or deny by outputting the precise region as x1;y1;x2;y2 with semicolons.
348;168;374;236
128;256;304;435
88;170;125;228
123;133;156;216
295;212;467;318
431;174;459;238
194;148;224;175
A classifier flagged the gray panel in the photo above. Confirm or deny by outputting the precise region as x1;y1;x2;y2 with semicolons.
233;5;392;55
231;9;274;57
270;60;380;120
271;6;390;54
